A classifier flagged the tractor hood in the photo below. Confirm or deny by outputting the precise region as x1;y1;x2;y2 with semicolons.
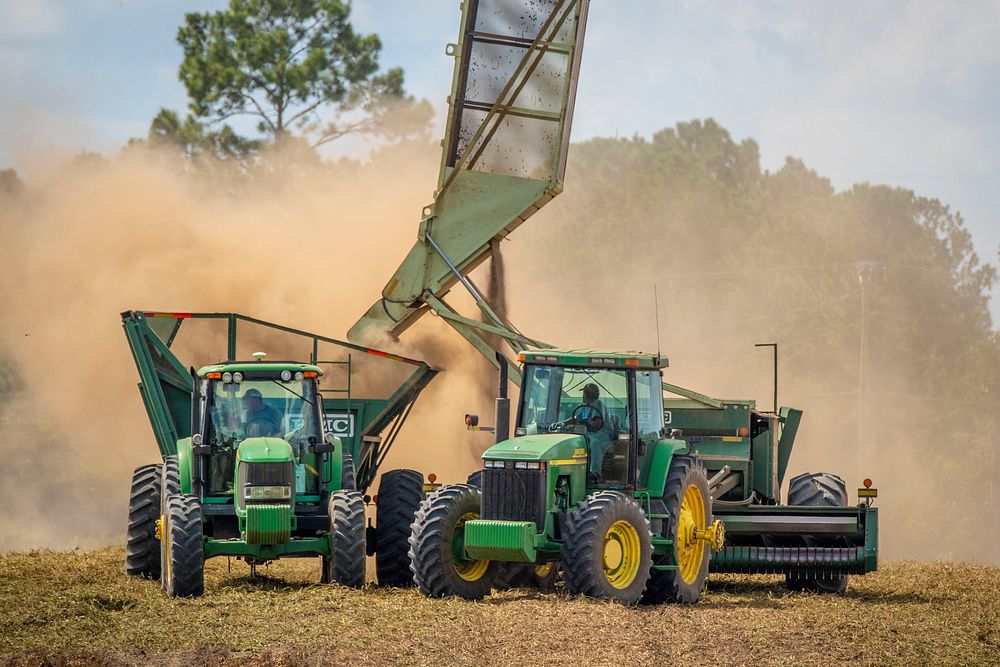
237;438;294;463
483;433;587;462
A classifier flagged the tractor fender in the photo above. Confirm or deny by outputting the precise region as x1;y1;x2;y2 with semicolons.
642;439;689;498
176;437;193;494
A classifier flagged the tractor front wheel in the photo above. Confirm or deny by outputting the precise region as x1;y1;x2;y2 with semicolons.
161;495;204;597
375;469;424;586
324;490;366;587
562;491;652;604
409;484;502;599
125;463;162;579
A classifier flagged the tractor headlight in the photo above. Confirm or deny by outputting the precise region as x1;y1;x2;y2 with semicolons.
280;370;292;381
232;372;243;383
244;485;292;501
514;461;527;469
524;461;541;470
484;460;503;468
294;371;304;381
222;372;233;383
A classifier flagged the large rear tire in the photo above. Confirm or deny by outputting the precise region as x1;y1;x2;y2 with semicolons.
325;490;366;587
409;484;502;599
642;454;714;604
785;472;849;594
375;469;424;586
125;463;162;579
161;495;204;597
562;491;652;604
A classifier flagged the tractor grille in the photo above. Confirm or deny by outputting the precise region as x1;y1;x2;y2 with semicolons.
480;467;546;528
243;461;294;486
236;461;294;511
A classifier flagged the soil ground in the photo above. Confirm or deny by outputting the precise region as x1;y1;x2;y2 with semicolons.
1;548;997;666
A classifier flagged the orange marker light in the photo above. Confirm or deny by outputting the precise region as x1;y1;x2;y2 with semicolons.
428;473;437;484
863;478;873;488
625;358;640;367
303;371;318;378
737;426;749;437
206;372;222;379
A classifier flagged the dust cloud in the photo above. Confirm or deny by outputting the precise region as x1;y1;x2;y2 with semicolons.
0;139;495;550
0;126;995;567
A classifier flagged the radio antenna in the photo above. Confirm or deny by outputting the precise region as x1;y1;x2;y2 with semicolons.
653;285;662;360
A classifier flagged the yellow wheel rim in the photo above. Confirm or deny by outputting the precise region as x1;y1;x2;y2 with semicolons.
535;562;554;578
677;484;707;584
603;520;641;589
453;512;490;581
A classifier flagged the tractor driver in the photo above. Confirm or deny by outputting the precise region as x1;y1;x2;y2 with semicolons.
569;383;615;478
243;388;282;438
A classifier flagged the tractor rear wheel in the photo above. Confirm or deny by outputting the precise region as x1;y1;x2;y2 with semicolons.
642;455;714;604
341;453;356;491
375;469;424;586
161;495;204;597
785;472;849;594
125;463;162;579
562;491;652;604
324;490;366;587
409;484;502;599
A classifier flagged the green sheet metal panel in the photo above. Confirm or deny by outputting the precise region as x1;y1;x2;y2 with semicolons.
464;520;537;562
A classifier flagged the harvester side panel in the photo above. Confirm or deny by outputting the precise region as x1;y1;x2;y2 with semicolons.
121;311;193;458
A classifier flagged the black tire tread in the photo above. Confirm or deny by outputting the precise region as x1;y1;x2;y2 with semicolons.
375;469;424;586
643;454;712;604
329;490;366;587
125;463;162;579
164;495;204;597
341;453;357;491
408;484;499;600
562;491;652;604
161;455;181;510
786;471;849;594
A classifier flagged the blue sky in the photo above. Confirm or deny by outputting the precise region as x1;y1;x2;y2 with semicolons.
2;0;999;316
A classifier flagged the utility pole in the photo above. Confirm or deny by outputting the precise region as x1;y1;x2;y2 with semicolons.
855;261;881;475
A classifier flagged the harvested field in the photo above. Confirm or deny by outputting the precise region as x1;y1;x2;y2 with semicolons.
0;548;997;666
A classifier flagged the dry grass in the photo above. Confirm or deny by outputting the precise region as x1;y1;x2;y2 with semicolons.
0;548;997;666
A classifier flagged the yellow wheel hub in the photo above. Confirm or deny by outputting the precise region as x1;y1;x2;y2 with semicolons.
535;562;554;578
454;512;489;582
603;520;641;589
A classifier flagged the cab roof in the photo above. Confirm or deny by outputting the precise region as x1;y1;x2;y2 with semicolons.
519;349;668;370
196;361;324;377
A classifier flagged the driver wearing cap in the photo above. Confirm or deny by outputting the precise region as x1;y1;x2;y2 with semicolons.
243;388;282;437
574;383;614;478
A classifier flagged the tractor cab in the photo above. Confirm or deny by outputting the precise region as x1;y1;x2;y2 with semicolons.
195;361;328;499
515;350;666;489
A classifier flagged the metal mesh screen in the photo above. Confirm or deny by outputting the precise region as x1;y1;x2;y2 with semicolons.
446;0;584;180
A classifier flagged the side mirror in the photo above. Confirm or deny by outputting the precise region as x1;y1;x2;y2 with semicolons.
315;432;337;454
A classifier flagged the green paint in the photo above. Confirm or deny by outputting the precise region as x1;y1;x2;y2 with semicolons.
464;520;537;562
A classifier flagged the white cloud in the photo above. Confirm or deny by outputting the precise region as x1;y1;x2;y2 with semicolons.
0;0;64;37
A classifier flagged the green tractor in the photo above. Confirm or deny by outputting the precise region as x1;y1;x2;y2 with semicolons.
122;311;437;596
408;349;878;603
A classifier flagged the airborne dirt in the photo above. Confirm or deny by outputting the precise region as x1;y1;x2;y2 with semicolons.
1;548;998;666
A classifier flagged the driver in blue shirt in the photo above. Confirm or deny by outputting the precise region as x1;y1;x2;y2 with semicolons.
571;383;615;478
